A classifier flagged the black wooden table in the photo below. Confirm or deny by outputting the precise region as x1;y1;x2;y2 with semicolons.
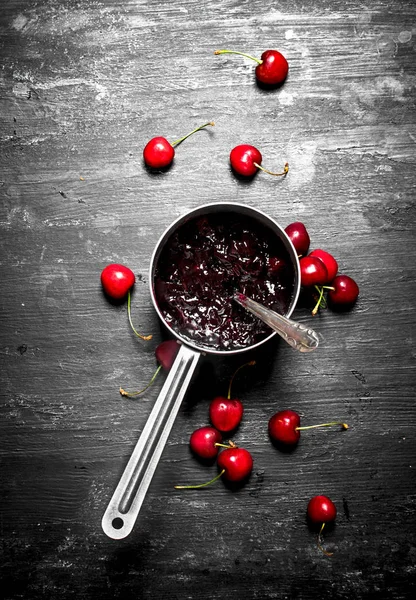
1;1;415;598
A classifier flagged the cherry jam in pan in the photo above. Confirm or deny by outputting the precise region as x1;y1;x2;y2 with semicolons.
154;212;295;351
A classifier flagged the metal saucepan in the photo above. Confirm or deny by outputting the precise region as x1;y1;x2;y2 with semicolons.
102;202;303;539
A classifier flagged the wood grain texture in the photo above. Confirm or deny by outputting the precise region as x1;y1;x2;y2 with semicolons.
1;0;416;598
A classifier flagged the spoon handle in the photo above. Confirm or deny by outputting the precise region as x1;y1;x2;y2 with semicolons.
234;293;319;353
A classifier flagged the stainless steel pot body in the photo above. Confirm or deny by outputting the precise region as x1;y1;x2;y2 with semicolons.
102;202;300;539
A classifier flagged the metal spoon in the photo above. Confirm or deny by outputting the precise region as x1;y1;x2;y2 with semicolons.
234;293;319;353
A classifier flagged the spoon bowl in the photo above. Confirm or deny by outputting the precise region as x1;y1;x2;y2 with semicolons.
233;292;319;352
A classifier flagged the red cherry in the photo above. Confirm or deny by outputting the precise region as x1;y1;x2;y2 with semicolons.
209;396;243;432
189;426;222;460
209;361;255;432
214;48;288;86
155;339;180;371
101;263;135;300
307;495;337;556
120;339;180;398
143;122;214;169
269;409;348;446
175;444;253;489
143;136;174;169
284;222;310;256
102;264;152;340
299;256;328;287
268;409;300;445
309;249;338;283
328;275;359;307
230;144;262;177
255;50;289;85
230;144;289;178
307;495;337;524
217;447;253;482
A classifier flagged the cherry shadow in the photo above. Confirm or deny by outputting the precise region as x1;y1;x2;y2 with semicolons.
143;160;174;175
255;78;288;93
101;287;133;308
221;471;253;492
269;437;299;455
306;516;336;535
230;166;258;184
327;300;358;313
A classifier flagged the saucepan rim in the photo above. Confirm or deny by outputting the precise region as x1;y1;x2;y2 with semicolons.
148;201;301;356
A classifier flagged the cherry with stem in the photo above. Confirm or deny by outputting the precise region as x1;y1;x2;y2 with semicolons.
101;263;152;340
143;121;215;169
120;339;180;397
214;49;289;86
175;442;253;489
268;409;348;446
230;144;288;179
307;495;337;557
209;360;256;432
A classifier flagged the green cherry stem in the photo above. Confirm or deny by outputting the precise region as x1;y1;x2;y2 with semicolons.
253;162;289;177
175;469;226;490
171;121;215;147
215;441;236;450
127;291;152;340
312;285;325;316
119;364;162;398
214;49;262;65
296;422;348;431
317;522;333;557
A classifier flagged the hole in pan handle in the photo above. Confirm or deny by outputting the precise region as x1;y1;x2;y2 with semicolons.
101;343;200;540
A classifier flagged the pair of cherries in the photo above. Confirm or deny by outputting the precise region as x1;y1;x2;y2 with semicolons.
284;221;360;315
143;124;289;180
143;48;289;178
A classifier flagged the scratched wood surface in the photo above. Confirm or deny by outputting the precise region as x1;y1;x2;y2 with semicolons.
1;0;416;598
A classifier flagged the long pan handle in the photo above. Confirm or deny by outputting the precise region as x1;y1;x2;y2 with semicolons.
102;343;201;539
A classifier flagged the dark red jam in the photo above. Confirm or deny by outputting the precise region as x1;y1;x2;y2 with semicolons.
154;212;295;350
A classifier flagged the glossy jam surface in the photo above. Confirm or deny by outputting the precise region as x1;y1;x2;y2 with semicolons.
154;212;296;351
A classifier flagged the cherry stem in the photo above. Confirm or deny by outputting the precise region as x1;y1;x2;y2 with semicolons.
119;364;162;397
312;285;325;316
317;522;333;557
253;162;289;177
171;121;215;147
175;469;226;489
214;49;262;65
215;440;237;449
227;360;256;399
127;291;152;340
296;422;348;431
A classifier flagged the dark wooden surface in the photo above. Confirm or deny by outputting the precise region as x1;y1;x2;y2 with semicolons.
1;0;416;598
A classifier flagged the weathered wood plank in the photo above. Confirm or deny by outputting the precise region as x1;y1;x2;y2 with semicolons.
1;0;416;598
